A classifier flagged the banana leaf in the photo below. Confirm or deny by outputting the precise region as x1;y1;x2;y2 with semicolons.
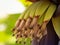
52;5;60;38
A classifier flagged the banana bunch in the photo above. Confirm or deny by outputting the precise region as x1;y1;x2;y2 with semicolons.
12;0;57;44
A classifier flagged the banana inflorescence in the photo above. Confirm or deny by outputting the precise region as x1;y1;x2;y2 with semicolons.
12;0;57;45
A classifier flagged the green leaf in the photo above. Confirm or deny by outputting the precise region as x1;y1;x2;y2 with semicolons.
52;16;60;38
4;14;20;35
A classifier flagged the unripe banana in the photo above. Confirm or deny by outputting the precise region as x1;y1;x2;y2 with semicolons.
41;3;57;30
23;1;41;30
12;3;35;35
37;3;57;33
30;2;57;41
25;1;51;41
18;1;42;39
15;3;35;31
12;0;57;44
23;1;44;39
28;1;50;39
37;3;57;41
12;4;33;32
29;1;50;28
15;1;41;39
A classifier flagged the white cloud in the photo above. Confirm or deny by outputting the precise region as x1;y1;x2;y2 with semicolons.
0;0;25;19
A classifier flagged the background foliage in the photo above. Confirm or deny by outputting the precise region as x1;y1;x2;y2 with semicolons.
0;0;32;45
0;14;20;45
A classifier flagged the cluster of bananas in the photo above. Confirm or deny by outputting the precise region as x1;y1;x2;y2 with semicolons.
12;0;57;44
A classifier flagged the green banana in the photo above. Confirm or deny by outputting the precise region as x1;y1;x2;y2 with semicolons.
35;1;50;16
36;3;57;33
44;3;57;22
12;3;35;35
29;1;50;28
15;1;42;40
12;4;33;32
16;2;36;31
41;3;57;30
21;2;42;38
23;1;42;30
16;1;42;42
12;0;57;44
23;1;51;40
32;3;57;41
37;3;57;40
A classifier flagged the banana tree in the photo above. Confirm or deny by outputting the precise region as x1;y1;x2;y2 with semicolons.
12;0;60;45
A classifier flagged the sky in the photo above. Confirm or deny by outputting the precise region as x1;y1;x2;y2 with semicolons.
0;0;25;19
